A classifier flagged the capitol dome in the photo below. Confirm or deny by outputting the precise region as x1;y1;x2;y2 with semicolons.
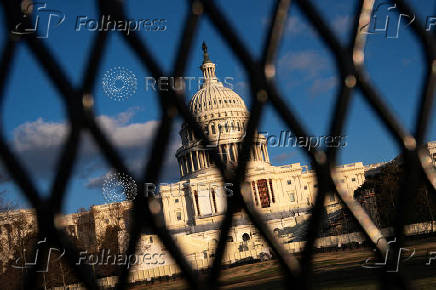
175;42;270;179
188;83;248;117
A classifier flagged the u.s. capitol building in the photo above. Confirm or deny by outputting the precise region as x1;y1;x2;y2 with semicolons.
3;45;435;274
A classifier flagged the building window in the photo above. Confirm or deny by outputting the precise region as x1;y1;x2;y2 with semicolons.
242;233;251;242
289;192;295;202
150;236;153;243
175;198;179;203
352;177;356;182
194;190;200;215
304;185;307;190
176;211;182;221
287;180;292;185
211;189;217;213
257;179;271;208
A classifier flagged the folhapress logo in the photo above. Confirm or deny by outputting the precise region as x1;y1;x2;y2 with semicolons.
11;2;65;38
360;2;415;39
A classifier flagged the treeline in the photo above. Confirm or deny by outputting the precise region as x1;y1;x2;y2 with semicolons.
0;223;123;289
354;159;436;228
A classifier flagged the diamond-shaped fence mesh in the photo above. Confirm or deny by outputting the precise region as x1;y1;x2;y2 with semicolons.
0;0;435;289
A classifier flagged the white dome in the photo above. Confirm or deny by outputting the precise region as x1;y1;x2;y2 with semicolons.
189;81;248;116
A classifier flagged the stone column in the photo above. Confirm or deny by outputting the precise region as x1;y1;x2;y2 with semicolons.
218;144;222;162
254;181;261;207
184;156;189;173
192;192;199;216
225;144;231;162
258;145;263;161
255;145;260;161
251;182;258;207
264;144;270;162
198;151;204;169
232;143;238;161
179;159;184;176
205;151;210;166
200;151;206;168
267;179;273;204
190;151;195;172
195;151;201;169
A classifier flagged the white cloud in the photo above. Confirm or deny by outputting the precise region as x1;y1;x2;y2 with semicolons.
285;16;315;38
309;76;337;97
278;50;328;79
332;15;351;36
272;151;296;163
8;108;182;186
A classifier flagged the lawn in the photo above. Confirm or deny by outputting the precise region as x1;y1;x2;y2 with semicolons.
131;237;436;289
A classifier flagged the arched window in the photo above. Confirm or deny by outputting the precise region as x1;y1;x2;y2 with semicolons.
242;233;250;242
211;123;216;134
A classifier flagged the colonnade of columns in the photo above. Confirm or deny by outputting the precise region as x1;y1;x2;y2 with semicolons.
177;143;270;177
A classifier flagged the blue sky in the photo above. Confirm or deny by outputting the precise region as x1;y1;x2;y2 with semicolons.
0;0;435;213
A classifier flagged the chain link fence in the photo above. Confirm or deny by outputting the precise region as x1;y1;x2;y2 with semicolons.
0;0;435;289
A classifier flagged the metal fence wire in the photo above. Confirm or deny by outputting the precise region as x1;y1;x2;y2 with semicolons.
0;0;435;289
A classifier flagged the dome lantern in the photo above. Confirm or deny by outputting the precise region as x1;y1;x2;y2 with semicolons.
200;41;217;83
